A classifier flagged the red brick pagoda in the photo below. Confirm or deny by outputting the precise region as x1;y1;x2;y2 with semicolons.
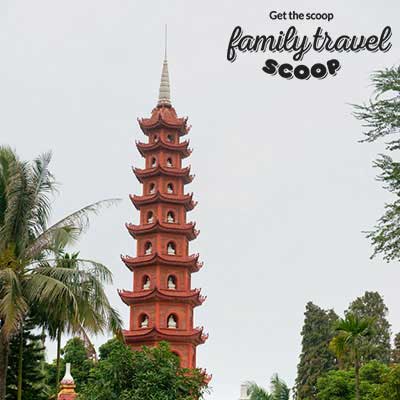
119;55;208;369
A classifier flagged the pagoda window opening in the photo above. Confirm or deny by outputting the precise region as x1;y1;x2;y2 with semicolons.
149;183;156;194
167;211;175;223
167;133;174;143
144;241;153;255
151;157;157;168
167;313;178;329
167;183;174;194
146;211;154;224
142;275;151;290
167;275;177;290
167;241;176;255
139;313;149;328
166;157;173;167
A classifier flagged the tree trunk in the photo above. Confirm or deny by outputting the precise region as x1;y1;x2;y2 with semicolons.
0;332;10;400
355;352;360;400
17;327;24;400
55;328;62;393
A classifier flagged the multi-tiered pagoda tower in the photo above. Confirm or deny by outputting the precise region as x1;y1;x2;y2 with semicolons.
119;56;208;369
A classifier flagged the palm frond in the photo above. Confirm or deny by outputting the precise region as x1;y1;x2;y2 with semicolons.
24;272;79;321
24;199;121;259
0;268;28;336
270;374;290;400
27;151;56;236
0;146;18;228
247;381;273;400
1;160;32;254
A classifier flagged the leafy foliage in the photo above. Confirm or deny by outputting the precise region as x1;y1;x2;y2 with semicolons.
6;319;47;400
0;146;121;400
247;375;290;400
329;313;375;400
392;332;400;364
316;360;400;400
79;341;208;400
354;66;400;261
44;337;93;396
347;291;391;364
294;302;338;400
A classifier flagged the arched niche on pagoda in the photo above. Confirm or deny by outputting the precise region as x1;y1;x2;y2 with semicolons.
142;275;151;290
166;132;176;143
166;210;175;223
160;267;189;291
166;182;174;194
146;210;154;224
167;274;177;290
167;313;178;329
146;182;156;195
144;241;153;255
166;241;176;255
149;156;158;168
139;313;149;328
134;267;157;292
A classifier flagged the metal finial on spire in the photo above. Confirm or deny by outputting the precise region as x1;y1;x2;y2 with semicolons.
164;24;167;59
158;25;171;107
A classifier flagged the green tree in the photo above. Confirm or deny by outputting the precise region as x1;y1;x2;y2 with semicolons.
316;360;400;400
6;318;47;400
347;291;391;364
247;375;290;400
294;302;338;400
40;251;122;392
316;369;355;400
375;364;400;399
392;333;400;364
354;66;400;261
270;375;291;400
0;147;119;400
329;313;374;400
45;337;93;395
79;341;208;400
247;382;273;400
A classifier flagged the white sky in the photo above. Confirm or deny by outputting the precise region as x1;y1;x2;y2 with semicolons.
1;1;400;399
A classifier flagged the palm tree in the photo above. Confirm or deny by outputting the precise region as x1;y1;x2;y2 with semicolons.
270;374;290;400
247;375;290;400
247;382;273;400
0;147;120;400
330;313;374;400
40;252;122;392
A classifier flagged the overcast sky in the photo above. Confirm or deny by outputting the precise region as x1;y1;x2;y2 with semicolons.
1;1;400;399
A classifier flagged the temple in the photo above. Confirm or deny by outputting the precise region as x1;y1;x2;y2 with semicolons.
119;54;208;370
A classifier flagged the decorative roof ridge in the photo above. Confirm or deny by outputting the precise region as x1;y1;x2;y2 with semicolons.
129;191;196;211
118;287;205;305
126;219;197;233
136;138;190;150
132;164;191;175
123;326;206;338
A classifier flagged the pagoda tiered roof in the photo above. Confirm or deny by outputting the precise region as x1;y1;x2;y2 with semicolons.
118;287;206;307
133;165;194;184
123;326;208;346
121;252;203;273
126;220;199;241
138;105;190;136
136;138;192;158
130;191;197;211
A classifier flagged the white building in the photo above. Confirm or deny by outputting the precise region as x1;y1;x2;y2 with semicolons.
239;382;250;400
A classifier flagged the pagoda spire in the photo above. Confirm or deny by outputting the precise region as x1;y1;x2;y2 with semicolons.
157;25;171;107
